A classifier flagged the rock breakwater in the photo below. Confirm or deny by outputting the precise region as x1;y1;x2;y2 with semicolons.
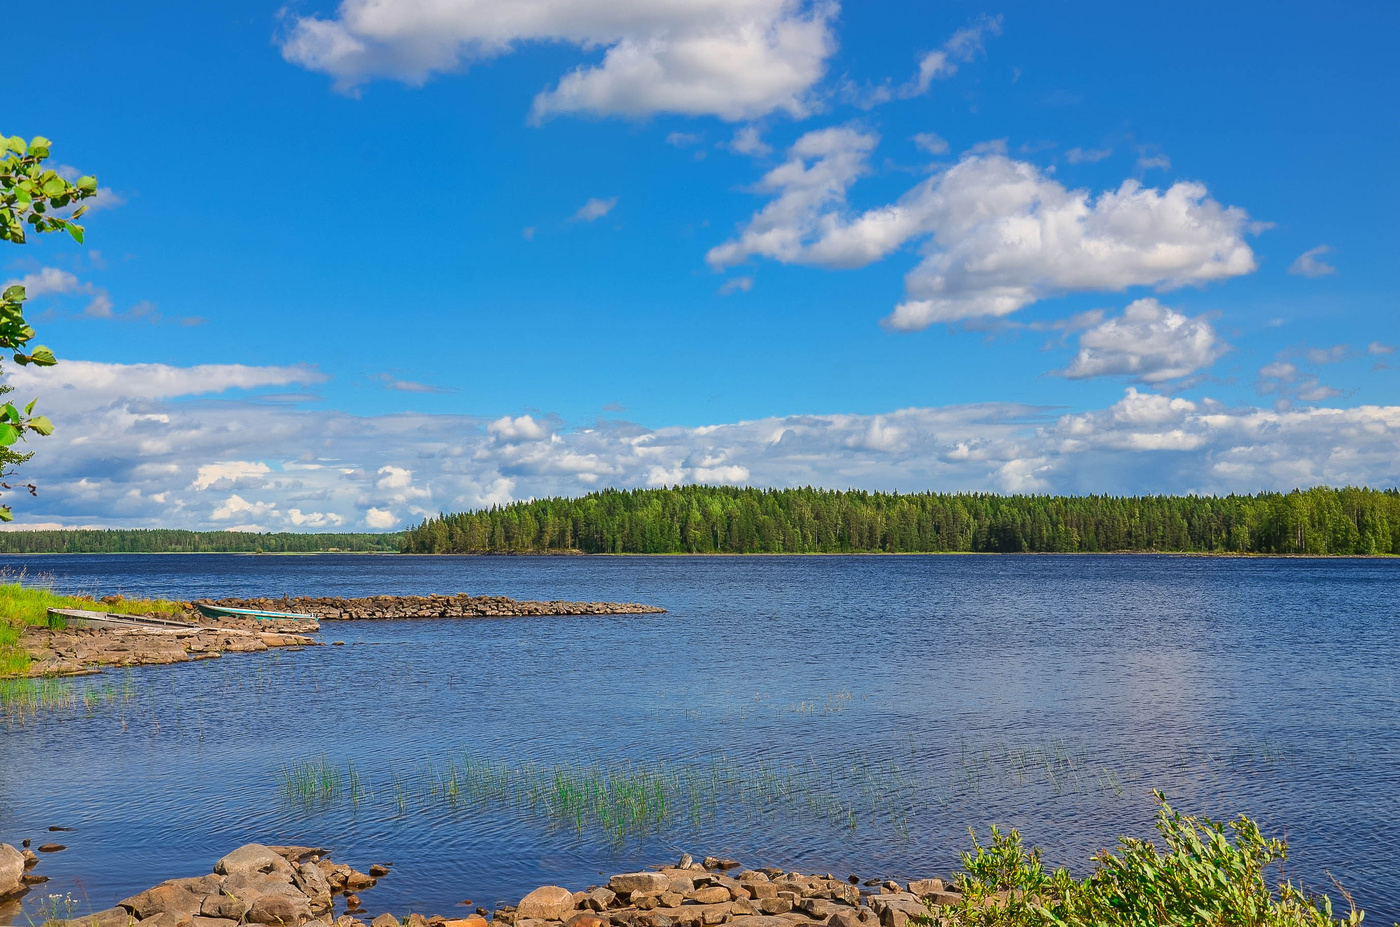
206;595;667;621
6;844;962;927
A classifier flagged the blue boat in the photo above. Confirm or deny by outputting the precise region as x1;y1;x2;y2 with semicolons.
196;604;316;621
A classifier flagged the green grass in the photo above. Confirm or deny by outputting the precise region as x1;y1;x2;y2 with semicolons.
939;793;1366;927
0;577;187;677
0;672;135;724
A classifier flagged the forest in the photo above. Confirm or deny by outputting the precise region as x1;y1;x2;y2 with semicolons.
400;485;1400;555
0;529;403;554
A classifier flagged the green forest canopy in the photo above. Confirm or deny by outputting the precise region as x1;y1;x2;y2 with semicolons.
0;529;402;554
402;485;1400;555
1;486;1397;555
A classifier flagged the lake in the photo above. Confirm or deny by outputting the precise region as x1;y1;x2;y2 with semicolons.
1;554;1397;923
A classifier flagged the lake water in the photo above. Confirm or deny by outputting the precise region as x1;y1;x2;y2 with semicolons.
1;554;1397;923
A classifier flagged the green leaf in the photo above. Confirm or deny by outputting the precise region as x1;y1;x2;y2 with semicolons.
27;415;54;436
29;346;56;365
63;221;84;244
3;403;19;424
24;398;37;415
41;177;66;198
1;284;23;301
0;423;17;446
76;175;97;193
0;506;12;523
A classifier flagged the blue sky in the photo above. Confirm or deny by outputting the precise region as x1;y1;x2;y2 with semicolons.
2;0;1397;529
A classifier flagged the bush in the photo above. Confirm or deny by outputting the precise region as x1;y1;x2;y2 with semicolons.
941;792;1364;927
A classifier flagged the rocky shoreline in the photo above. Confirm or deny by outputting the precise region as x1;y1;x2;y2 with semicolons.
14;594;664;678
203;595;667;621
0;843;961;927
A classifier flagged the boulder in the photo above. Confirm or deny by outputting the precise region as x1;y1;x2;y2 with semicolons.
796;900;834;920
565;915;607;927
135;912;196;927
0;845;24;899
442;919;489;927
517;886;575;921
79;908;135;927
727;918;795;927
868;894;925;927
214;845;298;882
609;873;670;897
295;862;334;913
743;884;776;901
371;917;400;927
828;914;864;927
583;888;616;912
904;881;942;899
120;881;213;919
756;899;791;916
690;888;730;906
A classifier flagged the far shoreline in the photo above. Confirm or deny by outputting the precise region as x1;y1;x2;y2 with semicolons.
1;549;1397;559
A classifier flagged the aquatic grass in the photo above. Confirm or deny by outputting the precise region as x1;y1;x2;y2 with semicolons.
1;672;136;725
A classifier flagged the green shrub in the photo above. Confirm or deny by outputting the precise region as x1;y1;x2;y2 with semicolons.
941;792;1364;927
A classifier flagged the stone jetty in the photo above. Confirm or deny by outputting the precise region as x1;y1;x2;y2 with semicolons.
19;622;317;678
0;843;964;927
14;594;663;678
204;595;667;621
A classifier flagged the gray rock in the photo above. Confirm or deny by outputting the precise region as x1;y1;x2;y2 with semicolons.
868;894;925;927
796;900;835;920
678;855;694;870
214;845;297;883
904;881;943;899
0;844;24;900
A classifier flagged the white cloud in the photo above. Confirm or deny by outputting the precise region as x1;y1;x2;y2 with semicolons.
719;276;754;294
666;131;703;148
912;132;949;155
1289;244;1336;278
728;125;773;157
1369;342;1395;356
907;14;1002;96
488;414;550;442
1065;146;1111;164
708;131;1258;328
279;0;838;122
5;360;326;406
364;507;398;529
191;461;271;491
1058;298;1229;383
573;197;618;222
211;494;278;522
8;360;1400;530
3;267;112;318
1135;152;1171;171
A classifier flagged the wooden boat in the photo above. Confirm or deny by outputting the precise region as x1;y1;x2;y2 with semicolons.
196;604;315;621
47;608;196;630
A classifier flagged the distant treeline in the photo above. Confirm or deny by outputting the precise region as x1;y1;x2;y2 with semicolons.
401;485;1400;556
0;530;403;554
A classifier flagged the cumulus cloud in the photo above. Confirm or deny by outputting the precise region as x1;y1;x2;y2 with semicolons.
5;360;1400;530
1289;244;1336;278
572;197;618;222
728;125;773;157
279;0;838;122
708;130;1258;328
666;131;703;148
1058;299;1229;383
3;267;112;319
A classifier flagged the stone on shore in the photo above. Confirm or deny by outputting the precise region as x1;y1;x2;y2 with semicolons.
516;886;575;921
608;872;671;897
0;844;24;899
215;845;298;881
